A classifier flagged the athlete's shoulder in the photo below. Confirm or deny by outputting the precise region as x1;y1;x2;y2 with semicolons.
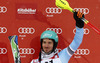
31;58;39;63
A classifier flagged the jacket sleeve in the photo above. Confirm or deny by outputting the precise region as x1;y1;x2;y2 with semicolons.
58;27;84;63
30;60;33;63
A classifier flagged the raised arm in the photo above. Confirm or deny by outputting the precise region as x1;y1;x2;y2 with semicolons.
58;11;85;63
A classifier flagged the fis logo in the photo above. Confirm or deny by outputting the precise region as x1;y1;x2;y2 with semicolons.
0;48;7;54
0;6;7;13
18;27;35;34
46;28;62;34
74;49;90;55
0;27;7;33
73;8;89;15
73;28;90;35
46;7;62;14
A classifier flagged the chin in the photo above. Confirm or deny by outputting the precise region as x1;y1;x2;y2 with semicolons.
44;50;49;53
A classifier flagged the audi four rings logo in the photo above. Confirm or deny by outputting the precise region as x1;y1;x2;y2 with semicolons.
19;48;35;54
0;6;7;13
73;8;89;15
18;27;35;34
46;28;62;34
46;7;62;14
0;48;7;54
74;49;90;55
73;28;90;35
0;27;7;33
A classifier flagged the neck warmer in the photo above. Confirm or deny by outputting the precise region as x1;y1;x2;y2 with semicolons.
41;49;58;59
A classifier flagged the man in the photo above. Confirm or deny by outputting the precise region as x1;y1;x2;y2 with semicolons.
31;11;84;63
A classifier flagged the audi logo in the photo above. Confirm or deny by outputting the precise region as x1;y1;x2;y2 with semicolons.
0;6;7;13
0;48;7;54
0;27;7;33
73;8;89;15
18;27;35;34
46;7;62;14
46;28;62;34
73;28;90;35
74;49;90;55
19;48;35;54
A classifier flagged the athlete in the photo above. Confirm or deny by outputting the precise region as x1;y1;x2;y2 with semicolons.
31;11;85;63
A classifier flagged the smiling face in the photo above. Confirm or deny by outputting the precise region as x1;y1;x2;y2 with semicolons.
42;38;54;54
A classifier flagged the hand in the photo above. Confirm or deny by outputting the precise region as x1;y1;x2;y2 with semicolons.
73;11;85;28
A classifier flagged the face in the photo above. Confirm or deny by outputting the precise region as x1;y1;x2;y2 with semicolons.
42;38;54;54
